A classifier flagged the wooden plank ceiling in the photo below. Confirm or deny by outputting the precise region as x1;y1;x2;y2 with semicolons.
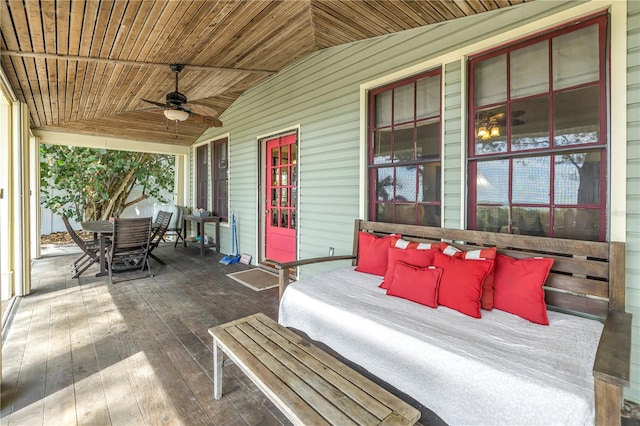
1;0;530;146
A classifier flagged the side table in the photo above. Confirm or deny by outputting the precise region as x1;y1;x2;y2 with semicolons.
182;215;221;256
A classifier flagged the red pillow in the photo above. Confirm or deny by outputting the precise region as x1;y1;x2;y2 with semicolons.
432;251;494;318
380;246;439;290
355;232;401;276
441;245;497;311
386;261;442;308
493;254;554;325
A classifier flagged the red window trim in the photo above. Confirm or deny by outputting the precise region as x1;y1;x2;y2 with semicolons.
466;13;608;241
367;68;442;225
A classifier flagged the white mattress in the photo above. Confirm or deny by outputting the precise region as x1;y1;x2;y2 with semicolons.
278;267;603;425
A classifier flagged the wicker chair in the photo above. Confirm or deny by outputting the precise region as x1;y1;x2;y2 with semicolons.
148;210;173;264
107;217;153;284
61;214;103;278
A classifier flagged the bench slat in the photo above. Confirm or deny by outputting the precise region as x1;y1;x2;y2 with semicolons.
210;313;420;426
234;321;379;425
247;316;393;420
212;328;330;425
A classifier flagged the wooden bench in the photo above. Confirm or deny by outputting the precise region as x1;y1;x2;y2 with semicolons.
273;219;632;425
208;313;421;425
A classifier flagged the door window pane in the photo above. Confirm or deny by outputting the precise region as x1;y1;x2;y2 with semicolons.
553;24;599;90
511;41;549;98
512;156;549;204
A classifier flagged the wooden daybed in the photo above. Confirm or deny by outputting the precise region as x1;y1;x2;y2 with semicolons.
274;220;632;425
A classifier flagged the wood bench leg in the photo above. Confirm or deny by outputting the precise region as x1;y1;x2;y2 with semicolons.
213;338;223;400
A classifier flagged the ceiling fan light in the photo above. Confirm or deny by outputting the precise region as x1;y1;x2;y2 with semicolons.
490;125;500;137
477;126;488;138
164;109;189;121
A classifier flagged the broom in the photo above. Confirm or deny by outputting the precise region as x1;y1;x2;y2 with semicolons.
220;212;240;264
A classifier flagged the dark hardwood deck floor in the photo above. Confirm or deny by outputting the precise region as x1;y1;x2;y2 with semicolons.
1;244;288;426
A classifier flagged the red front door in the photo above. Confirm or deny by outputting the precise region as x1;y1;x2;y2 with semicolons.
265;134;297;263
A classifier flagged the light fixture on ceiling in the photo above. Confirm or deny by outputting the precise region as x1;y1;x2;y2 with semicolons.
489;122;500;137
164;109;189;121
477;125;489;138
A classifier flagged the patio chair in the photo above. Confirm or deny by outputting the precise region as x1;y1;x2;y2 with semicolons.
167;205;190;247
149;210;173;264
107;217;153;284
61;214;104;278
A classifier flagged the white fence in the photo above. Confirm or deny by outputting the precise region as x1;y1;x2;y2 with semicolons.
41;186;175;234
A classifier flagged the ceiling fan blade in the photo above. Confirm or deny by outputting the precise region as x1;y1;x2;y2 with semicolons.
184;102;219;117
140;98;169;108
189;112;223;128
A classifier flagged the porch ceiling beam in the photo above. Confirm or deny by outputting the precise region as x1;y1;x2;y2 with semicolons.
0;50;277;75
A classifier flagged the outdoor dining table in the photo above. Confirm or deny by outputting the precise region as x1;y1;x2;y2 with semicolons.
81;219;159;277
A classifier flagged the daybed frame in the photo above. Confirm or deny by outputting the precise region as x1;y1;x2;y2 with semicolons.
274;219;632;425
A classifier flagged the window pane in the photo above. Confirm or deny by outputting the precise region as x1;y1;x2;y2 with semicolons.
377;203;393;222
475;107;507;155
554;208;599;240
511;41;549;98
393;123;414;162
553;86;600;146
554;151;601;205
396;204;417;224
375;91;392;127
420;163;440;202
511;97;549;151
416;75;440;119
396;166;417;202
416;119;439;160
476;206;509;233
373;129;392;164
376;167;395;201
394;83;414;123
474;54;507;106
419;205;441;227
476;160;509;204
512;156;549;204
513;207;549;236
553;24;599;90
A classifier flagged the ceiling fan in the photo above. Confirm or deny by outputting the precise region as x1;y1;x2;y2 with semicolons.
140;64;223;128
477;110;525;139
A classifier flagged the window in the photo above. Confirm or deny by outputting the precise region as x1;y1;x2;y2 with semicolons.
195;137;229;221
468;15;607;241
368;69;442;226
211;137;228;221
196;144;208;210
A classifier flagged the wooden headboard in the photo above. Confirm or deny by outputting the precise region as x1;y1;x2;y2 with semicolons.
355;220;626;319
274;219;631;425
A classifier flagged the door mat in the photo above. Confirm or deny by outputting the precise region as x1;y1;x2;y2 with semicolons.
226;269;281;291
